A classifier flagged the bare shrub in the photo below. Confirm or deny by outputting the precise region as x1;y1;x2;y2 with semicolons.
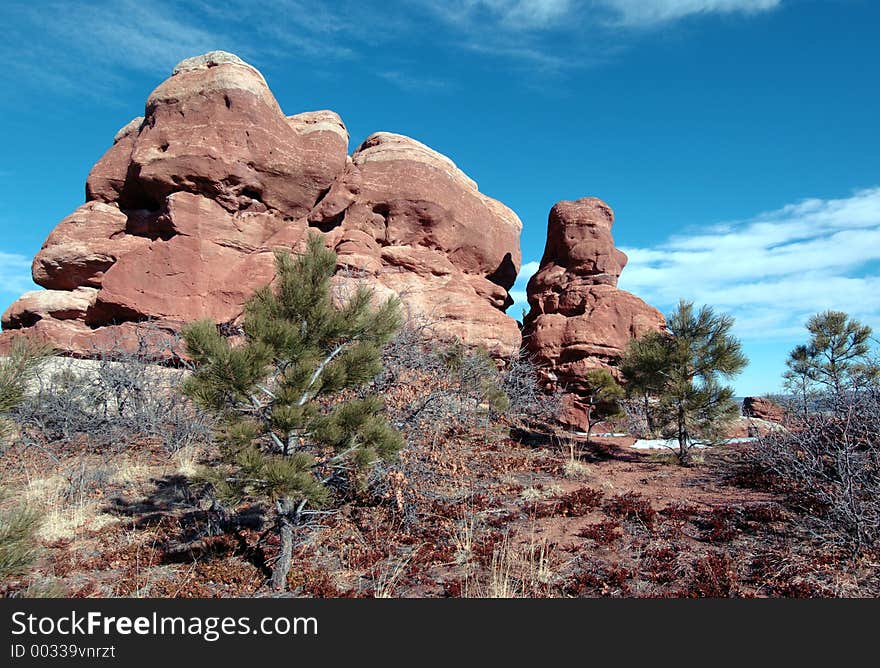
686;551;739;598
374;317;558;445
366;317;558;524
14;329;213;453
498;352;561;430
620;397;657;439
748;386;880;556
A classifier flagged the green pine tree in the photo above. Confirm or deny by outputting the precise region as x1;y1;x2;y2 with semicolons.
0;489;43;580
618;330;668;436
582;368;625;443
782;344;816;419
621;301;747;464
0;339;49;588
785;311;874;400
0;337;50;443
182;233;403;591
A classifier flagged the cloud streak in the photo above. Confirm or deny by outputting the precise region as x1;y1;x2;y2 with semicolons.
617;187;880;340
433;1;780;30
0;0;786;103
597;0;781;27
0;251;35;298
433;1;575;30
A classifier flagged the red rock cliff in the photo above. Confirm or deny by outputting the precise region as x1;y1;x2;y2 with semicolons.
1;52;523;358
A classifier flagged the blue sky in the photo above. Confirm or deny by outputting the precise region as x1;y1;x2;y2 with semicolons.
1;0;878;395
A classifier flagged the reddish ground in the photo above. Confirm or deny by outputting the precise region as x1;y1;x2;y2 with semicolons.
4;423;868;598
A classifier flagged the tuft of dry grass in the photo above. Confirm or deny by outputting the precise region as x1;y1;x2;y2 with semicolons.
372;554;413;598
451;514;477;566
563;458;592;480
519;484;562;502
466;532;556;598
173;444;205;477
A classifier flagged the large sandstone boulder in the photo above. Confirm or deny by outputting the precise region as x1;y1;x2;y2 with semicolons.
122;52;348;216
742;396;786;424
326;132;522;354
1;51;522;358
523;197;665;429
1;288;98;329
31;202;149;290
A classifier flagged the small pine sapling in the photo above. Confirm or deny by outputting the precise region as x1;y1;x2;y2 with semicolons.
622;301;747;464
0;337;50;443
182;234;403;590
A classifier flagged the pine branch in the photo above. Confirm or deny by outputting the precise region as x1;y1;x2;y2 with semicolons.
298;342;347;406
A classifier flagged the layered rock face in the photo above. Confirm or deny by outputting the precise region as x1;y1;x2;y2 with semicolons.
523;198;666;429
1;51;522;358
742;397;785;424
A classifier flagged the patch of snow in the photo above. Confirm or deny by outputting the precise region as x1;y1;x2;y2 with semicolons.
629;437;756;450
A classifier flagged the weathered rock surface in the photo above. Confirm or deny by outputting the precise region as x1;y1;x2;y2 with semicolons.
742;396;786;424
0;319;181;360
1;51;522;358
31;202;149;290
1;288;98;329
327;132;522;353
523;197;666;429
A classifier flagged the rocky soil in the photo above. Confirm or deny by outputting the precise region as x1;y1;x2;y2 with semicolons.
2;405;866;598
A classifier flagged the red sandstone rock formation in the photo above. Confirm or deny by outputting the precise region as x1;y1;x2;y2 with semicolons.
1;51;522;358
523;197;666;429
742;396;786;424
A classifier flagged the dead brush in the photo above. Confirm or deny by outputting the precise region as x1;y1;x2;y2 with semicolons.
371;554;414;598
746;386;880;558
605;492;657;531
576;519;621;546
748;547;860;598
563;559;633;597
13;327;213;454
742;502;786;524
685;551;740;598
528;487;604;518
641;543;681;584
697;505;742;543
660;502;700;527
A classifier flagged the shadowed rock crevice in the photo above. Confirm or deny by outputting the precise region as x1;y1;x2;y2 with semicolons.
486;253;518;293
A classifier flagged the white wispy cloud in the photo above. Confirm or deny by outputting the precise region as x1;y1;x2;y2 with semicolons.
443;1;575;30
0;0;787;101
0;0;361;104
24;1;222;75
617;187;880;340
430;0;780;31
418;0;781;69
598;0;781;27
0;251;34;297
